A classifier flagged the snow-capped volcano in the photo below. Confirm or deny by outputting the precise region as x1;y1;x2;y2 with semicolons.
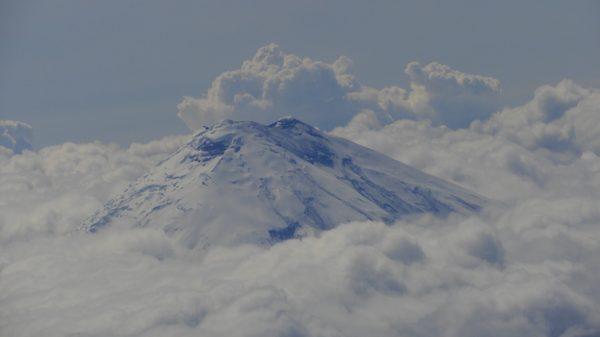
84;118;486;248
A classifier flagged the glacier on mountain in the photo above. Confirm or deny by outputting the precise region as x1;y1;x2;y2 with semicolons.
83;118;487;248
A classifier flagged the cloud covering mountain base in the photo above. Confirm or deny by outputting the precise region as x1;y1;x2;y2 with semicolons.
2;121;599;336
1;207;599;337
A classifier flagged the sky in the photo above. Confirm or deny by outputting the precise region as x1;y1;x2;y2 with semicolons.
2;2;600;336
1;0;599;147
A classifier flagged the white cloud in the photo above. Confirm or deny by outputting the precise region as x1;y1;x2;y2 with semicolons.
472;80;600;160
177;44;502;130
406;61;500;96
403;61;501;127
1;215;599;336
178;44;359;130
0;120;33;154
0;135;188;243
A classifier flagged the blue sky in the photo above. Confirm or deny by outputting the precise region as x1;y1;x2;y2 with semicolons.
1;0;599;147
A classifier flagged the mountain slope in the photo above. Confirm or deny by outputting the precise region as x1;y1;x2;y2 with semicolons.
83;118;486;248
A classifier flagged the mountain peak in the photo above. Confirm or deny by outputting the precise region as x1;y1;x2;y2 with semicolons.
84;119;487;248
268;116;316;129
199;117;323;137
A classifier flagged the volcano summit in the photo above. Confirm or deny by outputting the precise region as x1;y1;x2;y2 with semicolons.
84;118;486;248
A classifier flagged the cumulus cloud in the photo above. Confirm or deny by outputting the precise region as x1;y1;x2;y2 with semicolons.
177;44;501;130
403;61;501;127
472;80;600;160
0;120;33;154
178;44;359;130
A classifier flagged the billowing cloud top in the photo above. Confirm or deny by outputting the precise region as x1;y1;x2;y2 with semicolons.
472;80;600;158
0;120;33;154
404;61;501;127
178;44;502;130
178;44;358;130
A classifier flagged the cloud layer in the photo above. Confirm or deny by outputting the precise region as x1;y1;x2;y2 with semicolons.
178;44;502;130
0;135;188;243
2;46;600;336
